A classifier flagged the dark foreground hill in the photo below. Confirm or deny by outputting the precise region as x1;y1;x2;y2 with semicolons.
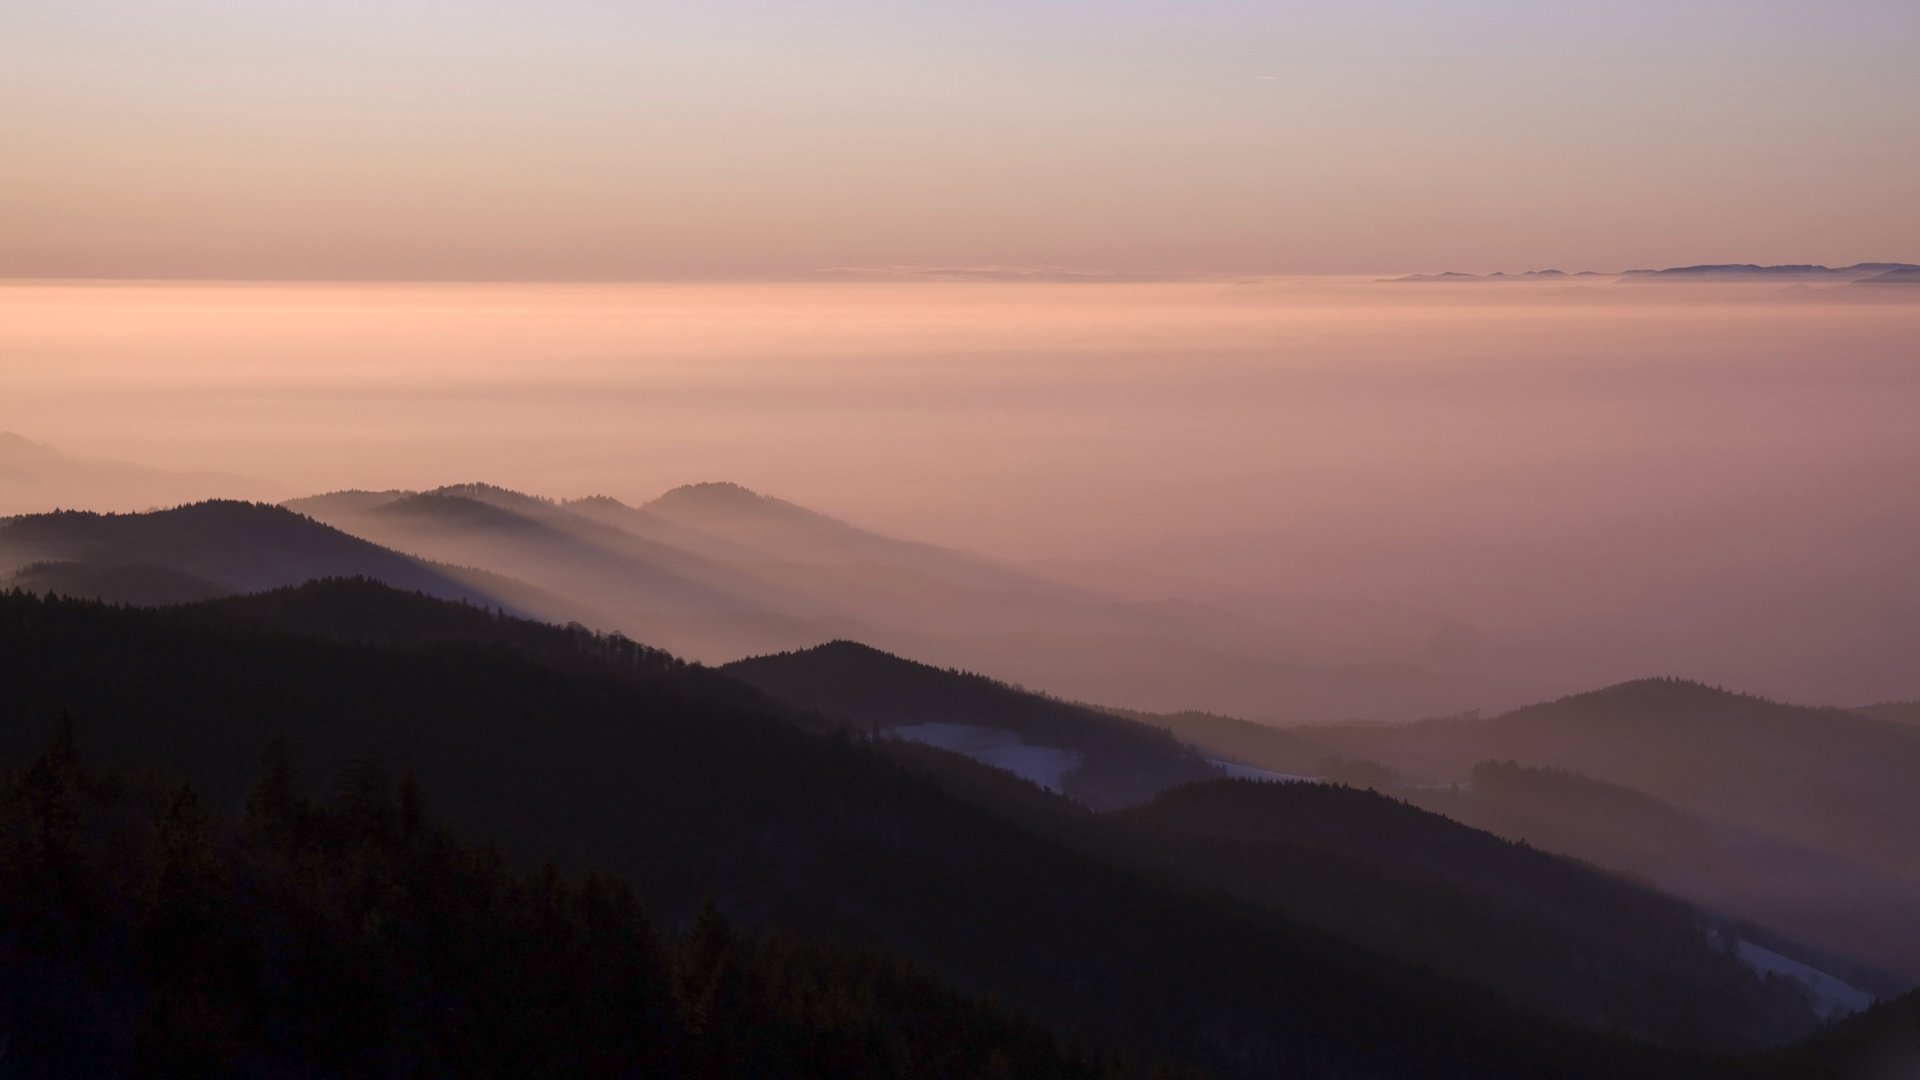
0;727;1160;1077
0;581;1806;1078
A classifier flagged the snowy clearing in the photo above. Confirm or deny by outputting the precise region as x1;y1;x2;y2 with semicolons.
1735;940;1874;1020
892;722;1083;793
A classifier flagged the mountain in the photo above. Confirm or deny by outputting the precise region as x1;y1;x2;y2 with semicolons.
1855;267;1920;285
1295;678;1920;976
725;640;1218;809
1387;268;1585;282
1623;263;1920;282
4;559;229;605
723;642;1861;1044
0;431;286;517
284;482;1485;721
1405;761;1910;1006
1385;263;1919;283
1753;990;1920;1079
1099;703;1341;777
0;734;1160;1077
1855;700;1920;726
1110;779;1828;1041
0;500;542;612
0;582;1754;1079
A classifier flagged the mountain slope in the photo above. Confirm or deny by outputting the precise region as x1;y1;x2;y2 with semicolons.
1300;678;1920;864
1110;779;1823;1043
0;500;561;616
725;640;1218;809
0;585;1758;1078
290;481;1486;721
1402;760;1915;1001
1299;678;1920;975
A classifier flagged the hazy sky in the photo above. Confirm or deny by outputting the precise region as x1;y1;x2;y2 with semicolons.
4;1;1917;279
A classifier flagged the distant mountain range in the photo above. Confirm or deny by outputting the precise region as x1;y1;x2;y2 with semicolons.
1388;262;1920;283
2;472;1498;724
1204;677;1920;983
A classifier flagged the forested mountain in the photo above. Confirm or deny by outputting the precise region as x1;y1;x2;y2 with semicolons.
1111;780;1822;1043
0;501;548;615
0;728;1169;1077
1855;700;1920;726
0;582;1840;1078
1098;704;1338;778
1286;679;1920;978
1405;761;1914;1002
871;732;1829;1050
725;641;1217;809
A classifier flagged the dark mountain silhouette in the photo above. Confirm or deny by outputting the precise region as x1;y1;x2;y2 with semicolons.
725;641;1217;809
1406;761;1912;1004
0;582;1761;1079
1297;678;1920;975
0;721;1173;1077
1099;703;1339;776
1110;779;1830;1041
0;501;501;601
1855;700;1920;726
718;643;1873;1042
1387;262;1919;283
0;500;583;625
1753;990;1920;1079
1388;268;1584;282
879;734;1832;1046
4;559;228;605
1855;267;1920;285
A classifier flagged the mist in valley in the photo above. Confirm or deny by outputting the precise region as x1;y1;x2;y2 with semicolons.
6;276;1917;715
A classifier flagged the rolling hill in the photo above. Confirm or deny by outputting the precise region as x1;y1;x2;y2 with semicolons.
0;582;1841;1076
1292;678;1920;976
0;500;558;617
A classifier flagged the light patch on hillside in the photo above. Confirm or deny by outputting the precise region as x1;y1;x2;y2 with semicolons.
1735;940;1874;1020
893;722;1082;793
1208;759;1315;784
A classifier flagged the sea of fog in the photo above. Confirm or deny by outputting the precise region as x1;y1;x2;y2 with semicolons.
3;278;1917;706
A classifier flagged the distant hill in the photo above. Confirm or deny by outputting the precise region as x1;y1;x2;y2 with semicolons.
1405;760;1913;1002
0;500;566;618
285;481;1480;721
1387;268;1590;282
1855;700;1920;726
1385;262;1919;283
5;559;228;605
725;641;1217;809
1113;779;1835;1039
1299;677;1920;976
1855;267;1920;285
1098;703;1339;776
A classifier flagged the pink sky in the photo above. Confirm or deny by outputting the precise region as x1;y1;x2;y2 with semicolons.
4;1;1917;279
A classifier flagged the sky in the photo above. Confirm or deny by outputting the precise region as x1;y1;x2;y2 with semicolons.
4;0;1918;279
